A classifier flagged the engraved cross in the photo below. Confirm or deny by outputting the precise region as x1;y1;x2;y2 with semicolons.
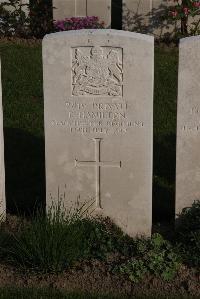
75;138;121;209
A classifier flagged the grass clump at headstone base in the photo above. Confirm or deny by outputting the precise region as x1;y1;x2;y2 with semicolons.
0;214;184;280
0;203;125;272
0;203;147;273
0;202;128;272
0;202;198;281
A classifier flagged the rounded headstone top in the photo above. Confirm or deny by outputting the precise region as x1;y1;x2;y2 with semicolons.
43;29;154;44
180;35;200;44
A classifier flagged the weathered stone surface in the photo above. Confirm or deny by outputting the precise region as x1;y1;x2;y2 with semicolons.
53;0;111;28
176;36;200;215
43;29;153;237
122;0;152;32
87;0;111;28
0;60;6;218
53;0;76;20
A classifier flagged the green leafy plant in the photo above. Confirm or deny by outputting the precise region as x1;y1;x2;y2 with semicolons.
79;218;116;260
0;0;54;38
81;217;140;260
117;234;181;282
119;259;147;283
176;200;200;267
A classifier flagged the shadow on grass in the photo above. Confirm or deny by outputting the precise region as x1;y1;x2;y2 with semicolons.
4;126;177;222
153;133;176;224
4;127;45;215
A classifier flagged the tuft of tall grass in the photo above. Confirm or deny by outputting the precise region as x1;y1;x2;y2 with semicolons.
6;201;92;272
2;197;132;272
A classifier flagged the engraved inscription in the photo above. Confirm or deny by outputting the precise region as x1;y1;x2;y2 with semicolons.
190;106;200;114
181;106;200;133
72;47;123;97
75;138;121;209
51;100;145;135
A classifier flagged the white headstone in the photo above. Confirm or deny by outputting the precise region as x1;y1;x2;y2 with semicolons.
176;36;200;215
122;0;180;38
53;0;111;28
43;29;154;237
0;60;6;218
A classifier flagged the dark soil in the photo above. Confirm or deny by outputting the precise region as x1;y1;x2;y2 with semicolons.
0;215;199;298
0;260;199;297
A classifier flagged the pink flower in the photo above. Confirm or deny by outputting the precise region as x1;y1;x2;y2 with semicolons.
54;16;104;32
183;7;190;16
170;10;178;17
193;1;200;8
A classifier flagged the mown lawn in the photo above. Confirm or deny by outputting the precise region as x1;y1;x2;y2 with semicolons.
154;46;178;222
0;42;44;213
0;42;178;220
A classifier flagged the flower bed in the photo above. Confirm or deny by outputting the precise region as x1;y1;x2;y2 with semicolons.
54;16;104;32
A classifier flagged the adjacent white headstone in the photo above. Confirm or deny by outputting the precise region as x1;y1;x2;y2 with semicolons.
0;60;6;218
53;0;111;28
122;0;180;38
176;36;200;215
43;29;154;237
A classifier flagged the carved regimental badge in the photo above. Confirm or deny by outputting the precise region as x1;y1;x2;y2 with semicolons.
72;47;123;96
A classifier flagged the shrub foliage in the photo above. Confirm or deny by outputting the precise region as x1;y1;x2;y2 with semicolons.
29;0;53;38
176;200;200;267
118;234;181;282
0;0;30;37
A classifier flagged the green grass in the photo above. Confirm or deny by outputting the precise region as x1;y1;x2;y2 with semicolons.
0;43;43;135
0;42;178;221
2;205;124;272
0;42;44;214
154;47;178;222
0;205;134;272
